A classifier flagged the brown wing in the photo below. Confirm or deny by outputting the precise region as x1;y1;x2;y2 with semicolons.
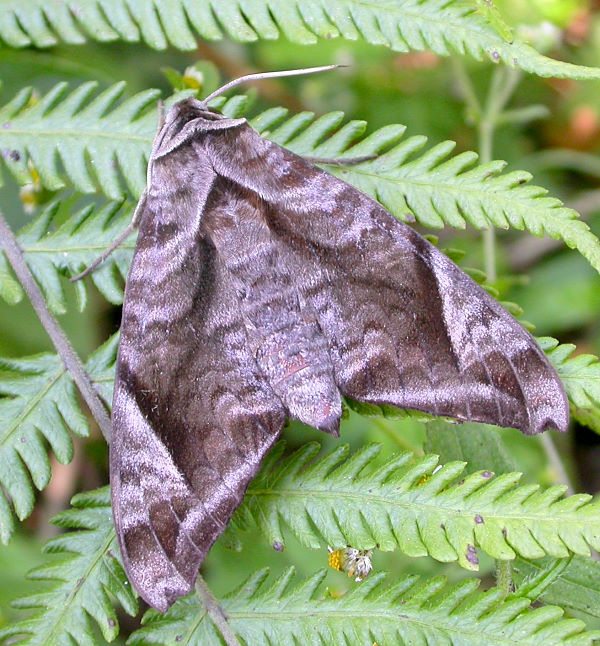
111;167;285;612
201;123;569;435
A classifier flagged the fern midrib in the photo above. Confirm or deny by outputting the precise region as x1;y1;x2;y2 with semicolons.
560;371;600;385
4;127;150;144
225;606;536;645
41;527;115;644
92;372;116;387
340;166;570;224
182;603;209;642
246;486;593;525
0;367;63;450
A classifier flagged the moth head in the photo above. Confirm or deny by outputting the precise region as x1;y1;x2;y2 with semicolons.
168;97;238;126
151;66;341;162
151;98;247;160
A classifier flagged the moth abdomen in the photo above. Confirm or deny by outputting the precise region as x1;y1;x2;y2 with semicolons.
254;326;341;434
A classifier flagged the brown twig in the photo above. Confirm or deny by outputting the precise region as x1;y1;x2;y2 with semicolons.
196;575;241;646
0;210;112;442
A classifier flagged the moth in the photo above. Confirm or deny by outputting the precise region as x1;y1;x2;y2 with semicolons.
80;66;569;612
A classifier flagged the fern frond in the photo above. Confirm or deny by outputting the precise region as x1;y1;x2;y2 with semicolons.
0;200;135;312
0;83;208;199
0;335;117;543
0;487;138;646
0;82;159;199
542;338;600;434
130;567;600;646
1;84;598;274
515;556;600;621
2;1;600;81
233;442;600;570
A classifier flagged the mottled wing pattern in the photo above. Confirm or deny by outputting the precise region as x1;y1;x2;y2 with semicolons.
203;123;569;435
111;100;569;613
111;144;285;612
201;179;343;437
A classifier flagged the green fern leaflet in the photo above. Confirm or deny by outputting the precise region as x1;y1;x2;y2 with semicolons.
1;0;600;81
131;567;600;645
0;488;137;646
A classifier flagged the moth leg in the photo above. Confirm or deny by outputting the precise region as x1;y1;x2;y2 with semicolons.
70;192;147;282
306;154;377;166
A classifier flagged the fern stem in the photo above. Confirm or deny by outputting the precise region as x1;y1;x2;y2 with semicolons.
450;56;482;123
450;57;497;281
496;559;513;597
478;86;497;282
539;432;575;495
478;131;497;281
195;575;241;646
477;67;522;283
0;211;112;442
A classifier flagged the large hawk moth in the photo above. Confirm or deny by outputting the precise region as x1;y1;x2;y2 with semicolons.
91;67;569;612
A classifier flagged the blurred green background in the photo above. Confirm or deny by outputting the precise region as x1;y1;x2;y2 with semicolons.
1;0;600;638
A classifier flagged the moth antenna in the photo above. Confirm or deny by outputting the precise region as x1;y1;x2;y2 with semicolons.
201;64;343;106
70;223;135;281
70;194;146;282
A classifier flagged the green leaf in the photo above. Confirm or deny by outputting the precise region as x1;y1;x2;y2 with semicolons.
235;442;600;570
474;0;513;42
1;84;598;276
514;556;600;621
0;200;136;311
130;567;600;646
0;84;223;199
0;81;159;198
0;1;599;81
425;419;519;475
0;487;138;646
513;555;573;602
542;338;600;434
0;252;24;304
0;335;117;543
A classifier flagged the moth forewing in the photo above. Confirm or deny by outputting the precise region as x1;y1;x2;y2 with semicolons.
104;75;569;612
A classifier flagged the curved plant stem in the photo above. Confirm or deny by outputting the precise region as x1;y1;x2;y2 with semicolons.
478;66;522;282
0;210;112;442
450;56;482;122
196;575;242;646
539;433;575;496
